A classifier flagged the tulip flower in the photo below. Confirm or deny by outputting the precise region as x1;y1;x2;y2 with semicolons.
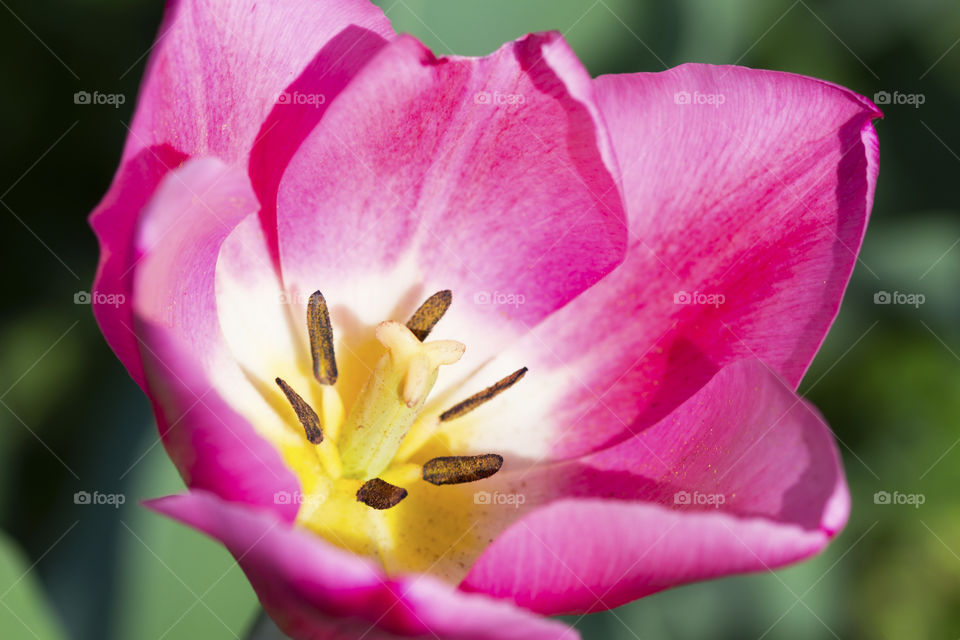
90;0;880;637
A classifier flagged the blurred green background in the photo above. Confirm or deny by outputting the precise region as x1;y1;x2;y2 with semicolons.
0;0;958;638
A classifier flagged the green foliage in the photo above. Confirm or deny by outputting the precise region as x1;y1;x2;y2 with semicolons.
0;531;65;640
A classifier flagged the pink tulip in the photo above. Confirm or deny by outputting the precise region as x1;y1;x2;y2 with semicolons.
90;0;880;637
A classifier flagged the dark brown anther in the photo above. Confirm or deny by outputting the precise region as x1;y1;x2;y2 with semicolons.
422;454;504;485
356;478;408;509
439;367;528;422
308;291;338;385
275;377;324;444
405;290;453;341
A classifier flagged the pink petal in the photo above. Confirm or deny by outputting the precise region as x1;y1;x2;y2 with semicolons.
91;0;393;386
90;145;186;388
275;32;627;383
132;158;298;519
124;0;392;164
147;491;579;640
462;360;849;613
451;64;880;459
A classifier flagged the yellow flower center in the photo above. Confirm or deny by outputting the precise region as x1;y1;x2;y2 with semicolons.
266;290;525;581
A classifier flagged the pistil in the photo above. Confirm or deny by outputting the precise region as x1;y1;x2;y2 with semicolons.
337;321;465;479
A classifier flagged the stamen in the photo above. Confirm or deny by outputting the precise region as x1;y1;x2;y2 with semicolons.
439;367;528;422
275;377;324;444
422;454;504;485
308;291;338;385
406;290;452;341
356;478;408;509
